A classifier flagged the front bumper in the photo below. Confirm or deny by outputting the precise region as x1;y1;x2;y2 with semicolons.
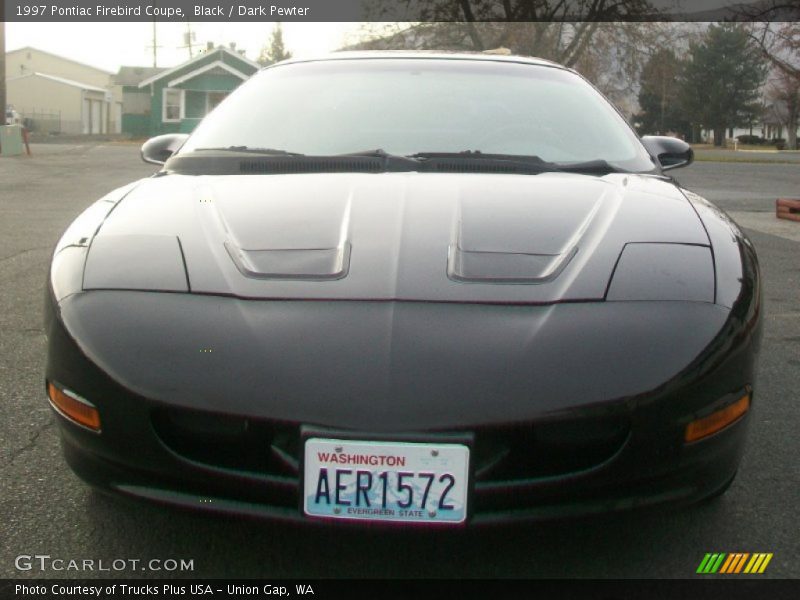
58;409;748;525
44;288;760;525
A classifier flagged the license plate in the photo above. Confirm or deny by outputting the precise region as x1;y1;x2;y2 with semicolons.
303;438;470;524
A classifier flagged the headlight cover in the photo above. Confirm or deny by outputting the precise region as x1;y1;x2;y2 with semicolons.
606;243;714;303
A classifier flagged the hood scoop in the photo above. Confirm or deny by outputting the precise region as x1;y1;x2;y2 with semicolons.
448;245;578;284
214;184;352;280
448;186;603;284
225;243;351;280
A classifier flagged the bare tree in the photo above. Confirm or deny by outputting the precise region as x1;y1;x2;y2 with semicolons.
351;18;684;117
766;69;800;149
748;22;800;81
361;1;667;66
745;22;799;148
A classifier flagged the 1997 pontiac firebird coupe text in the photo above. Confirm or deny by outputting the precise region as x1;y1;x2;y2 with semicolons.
45;52;761;526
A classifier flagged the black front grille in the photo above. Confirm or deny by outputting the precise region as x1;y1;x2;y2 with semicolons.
152;408;300;478
473;415;629;482
152;407;628;487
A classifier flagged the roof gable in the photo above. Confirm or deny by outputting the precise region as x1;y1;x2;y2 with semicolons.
6;46;113;75
6;72;107;93
138;46;260;88
167;60;250;87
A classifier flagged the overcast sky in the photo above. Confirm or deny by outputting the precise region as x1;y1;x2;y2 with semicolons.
6;22;368;72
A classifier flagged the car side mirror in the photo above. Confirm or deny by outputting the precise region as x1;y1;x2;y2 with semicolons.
141;133;190;165
640;136;694;171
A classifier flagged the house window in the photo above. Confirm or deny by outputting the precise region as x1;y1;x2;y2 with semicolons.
162;88;183;122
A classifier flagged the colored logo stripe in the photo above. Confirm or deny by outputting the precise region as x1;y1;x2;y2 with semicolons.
734;553;750;573
719;553;749;573
697;553;726;573
744;553;773;574
698;553;773;574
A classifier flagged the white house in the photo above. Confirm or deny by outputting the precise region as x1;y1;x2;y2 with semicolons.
5;47;122;134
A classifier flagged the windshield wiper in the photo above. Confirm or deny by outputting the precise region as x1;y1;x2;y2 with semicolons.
335;149;422;170
406;151;554;174
192;146;305;156
411;152;626;174
409;151;547;164
553;159;628;174
339;149;392;158
176;147;629;176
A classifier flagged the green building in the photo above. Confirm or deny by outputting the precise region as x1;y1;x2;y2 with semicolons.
114;66;165;137
124;45;260;137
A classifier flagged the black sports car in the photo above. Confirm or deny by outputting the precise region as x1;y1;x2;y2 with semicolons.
45;52;761;525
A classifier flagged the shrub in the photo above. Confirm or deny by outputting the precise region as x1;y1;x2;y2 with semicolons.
736;134;763;145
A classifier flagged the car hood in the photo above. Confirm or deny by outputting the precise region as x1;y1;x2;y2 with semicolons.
89;171;709;303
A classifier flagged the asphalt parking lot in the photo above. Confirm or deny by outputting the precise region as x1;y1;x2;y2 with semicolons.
1;144;798;579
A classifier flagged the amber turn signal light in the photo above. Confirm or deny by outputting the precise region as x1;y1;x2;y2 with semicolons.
685;393;750;443
47;382;101;432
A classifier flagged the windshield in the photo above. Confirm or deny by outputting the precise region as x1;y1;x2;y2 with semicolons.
180;58;655;172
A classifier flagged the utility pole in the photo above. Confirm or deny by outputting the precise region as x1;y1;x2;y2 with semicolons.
660;69;666;135
145;1;161;67
151;21;157;67
1;19;6;119
146;20;163;68
179;23;196;60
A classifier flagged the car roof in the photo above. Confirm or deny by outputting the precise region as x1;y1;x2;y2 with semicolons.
269;50;567;71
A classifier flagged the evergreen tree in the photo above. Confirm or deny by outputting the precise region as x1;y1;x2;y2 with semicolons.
680;23;768;146
636;49;690;137
258;23;293;66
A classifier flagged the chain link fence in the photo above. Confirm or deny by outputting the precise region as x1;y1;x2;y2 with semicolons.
16;108;77;134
